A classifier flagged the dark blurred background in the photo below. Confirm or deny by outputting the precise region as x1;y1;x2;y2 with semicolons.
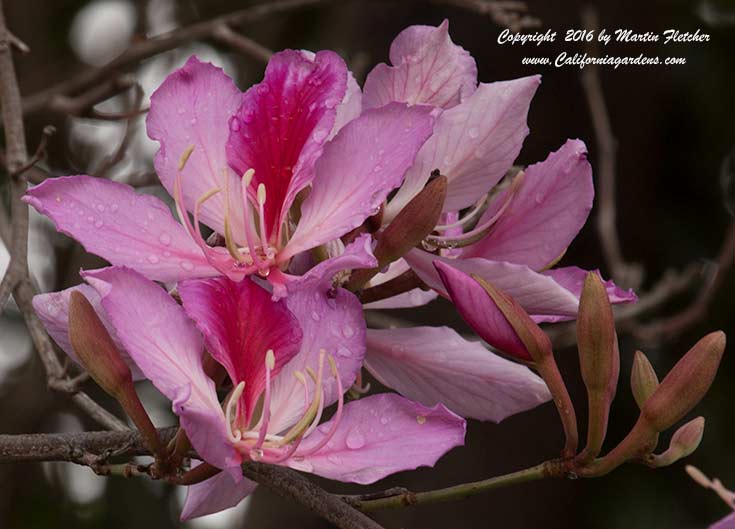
1;0;734;528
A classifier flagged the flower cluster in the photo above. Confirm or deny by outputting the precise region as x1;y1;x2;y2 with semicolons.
26;21;642;519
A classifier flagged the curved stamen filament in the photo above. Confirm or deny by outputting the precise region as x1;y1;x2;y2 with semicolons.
254;350;275;450
295;354;345;457
225;381;246;443
240;169;264;268
280;355;325;445
426;172;525;248
434;194;488;232
303;351;327;438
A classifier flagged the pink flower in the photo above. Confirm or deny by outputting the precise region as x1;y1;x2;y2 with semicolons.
24;51;435;295
34;237;465;520
361;21;635;316
357;21;636;422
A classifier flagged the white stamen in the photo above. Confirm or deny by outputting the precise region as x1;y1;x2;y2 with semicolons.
225;381;246;443
178;144;195;171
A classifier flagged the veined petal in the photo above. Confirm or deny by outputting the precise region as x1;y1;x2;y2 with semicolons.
435;262;532;360
363;259;437;309
365;326;550;421
711;513;735;529
543;266;637;305
32;284;144;380
406;250;580;320
23;176;216;282
291;393;465;484
385;76;539;221
147;56;245;241
330;69;362;139
282;103;435;260
226;50;347;239
83;267;237;470
178;276;303;422
363;20;477;110
267;237;374;434
463;140;594;269
181;464;257;521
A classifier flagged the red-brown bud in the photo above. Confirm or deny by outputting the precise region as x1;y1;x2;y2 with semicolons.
650;417;705;467
641;331;725;433
347;175;447;290
577;272;620;462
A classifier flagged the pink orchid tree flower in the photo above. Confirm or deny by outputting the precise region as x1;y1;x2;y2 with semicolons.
24;51;435;296
358;21;635;316
34;237;465;520
351;21;636;423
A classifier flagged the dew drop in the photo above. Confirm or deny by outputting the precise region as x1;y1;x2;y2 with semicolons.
55;196;62;203
257;84;270;95
87;216;94;223
310;310;321;322
345;428;366;449
326;455;342;465
180;261;195;271
443;155;453;166
158;233;171;246
190;117;197;126
336;346;351;358
342;324;355;338
380;416;389;425
390;344;405;356
110;204;119;213
468;127;479;139
147;255;160;264
249;448;264;461
416;415;427;425
230;118;241;132
534;192;545;205
163;251;172;257
94;220;104;228
324;97;339;109
177;107;186;115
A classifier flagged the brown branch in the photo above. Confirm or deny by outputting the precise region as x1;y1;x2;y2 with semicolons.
580;6;642;290
212;24;273;63
22;0;537;116
633;218;735;342
0;1;127;432
0;428;385;529
244;462;386;529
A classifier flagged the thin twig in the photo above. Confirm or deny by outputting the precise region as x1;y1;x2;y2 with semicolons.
580;6;642;290
212;24;273;63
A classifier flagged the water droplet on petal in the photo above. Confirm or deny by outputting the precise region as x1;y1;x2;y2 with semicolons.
416;415;427;425
380;416;389;425
94;220;103;228
324;97;339;109
230;118;241;132
249;448;264;461
534;192;545;205
342;324;354;338
336;346;351;358
147;255;160;264
110;204;119;213
468;127;479;139
190;117;197;126
310;310;321;322
158;233;171;246
177;107;186;115
312;129;328;142
345;428;366;449
96;204;105;212
180;261;195;271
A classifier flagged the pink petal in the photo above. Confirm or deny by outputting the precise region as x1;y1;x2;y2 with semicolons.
226;50;347;239
23;176;216;282
181;464;257;521
178;276;303;422
543;266;637;305
385;76;539;221
362;259;437;309
32;285;144;380
712;513;735;529
463;140;594;270
406;250;580;320
363;20;477;110
267;237;374;433
330;69;362;139
434;261;532;360
282;103;435;260
291;393;465;484
365;326;550;421
147;56;245;241
83;267;238;470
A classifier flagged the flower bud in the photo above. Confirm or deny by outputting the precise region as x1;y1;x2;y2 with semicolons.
69;291;166;463
68;290;133;400
631;350;659;409
649;417;705;467
347;175;447;290
577;272;620;462
471;274;578;457
641;331;725;433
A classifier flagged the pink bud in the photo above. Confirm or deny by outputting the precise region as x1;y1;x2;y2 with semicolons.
650;417;705;467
